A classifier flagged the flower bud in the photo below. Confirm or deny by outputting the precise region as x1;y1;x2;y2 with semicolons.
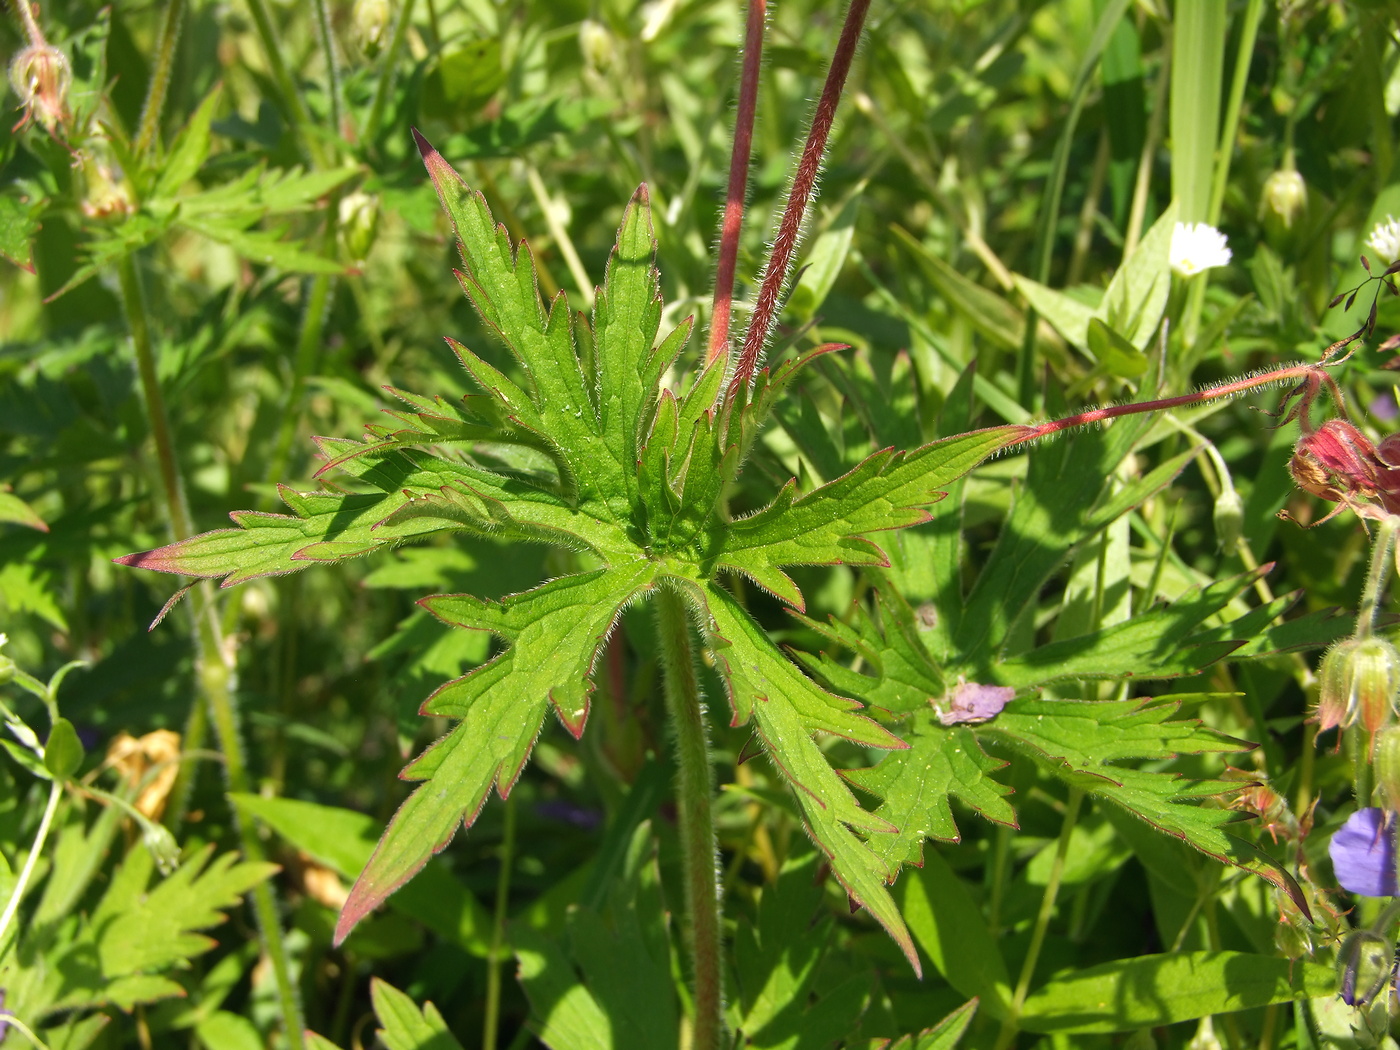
338;190;380;263
1338;928;1395;1007
1185;1017;1221;1050
1213;486;1244;555
1315;637;1400;734
351;0;392;56
79;147;134;221
1261;168;1306;230
8;43;70;133
1274;915;1311;960
579;20;616;73
1122;1030;1156;1050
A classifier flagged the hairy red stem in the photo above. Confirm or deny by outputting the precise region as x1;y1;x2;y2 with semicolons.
1003;361;1322;448
732;0;871;390
707;0;767;371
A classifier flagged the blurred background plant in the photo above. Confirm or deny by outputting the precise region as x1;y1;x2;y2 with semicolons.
2;0;1399;1047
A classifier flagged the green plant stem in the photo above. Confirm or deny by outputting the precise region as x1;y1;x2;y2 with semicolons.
995;787;1084;1050
11;0;45;46
134;0;186;158
244;0;322;166
117;254;306;1050
655;587;722;1050
482;793;517;1050
267;268;336;490
1353;516;1397;641
525;163;593;310
365;0;418;144
312;0;341;145
0;780;62;946
0;1012;51;1050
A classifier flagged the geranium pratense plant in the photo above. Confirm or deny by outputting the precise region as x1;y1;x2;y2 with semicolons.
114;138;1392;1044
106;6;1400;1048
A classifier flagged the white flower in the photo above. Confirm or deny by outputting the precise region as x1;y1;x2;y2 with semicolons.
1170;222;1232;277
1367;215;1400;265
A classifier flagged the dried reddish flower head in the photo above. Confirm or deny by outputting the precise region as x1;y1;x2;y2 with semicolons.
1289;420;1400;522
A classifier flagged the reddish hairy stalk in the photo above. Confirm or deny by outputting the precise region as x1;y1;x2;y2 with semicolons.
1004;360;1329;449
731;0;872;391
706;0;767;372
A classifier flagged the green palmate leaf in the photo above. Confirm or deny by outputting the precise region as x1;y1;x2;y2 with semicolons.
797;564;1314;889
1018;951;1334;1034
90;845;277;987
152;86;221;200
843;716;1014;869
3;842;276;1023
116;137;1027;962
414;129;672;522
114;441;633;585
335;563;655;942
882;1000;979;1050
699;582;919;971
370;979;465;1050
711;426;1027;610
978;698;1308;914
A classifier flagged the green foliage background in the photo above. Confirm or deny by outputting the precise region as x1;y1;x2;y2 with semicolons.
2;0;1398;1047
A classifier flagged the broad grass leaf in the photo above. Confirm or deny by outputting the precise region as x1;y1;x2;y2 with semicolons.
1018;951;1334;1034
897;851;1012;1020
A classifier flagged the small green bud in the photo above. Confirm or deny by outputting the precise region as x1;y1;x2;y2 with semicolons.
1274;916;1311;960
1261;168;1307;230
351;0;392;56
1213;485;1244;555
1315;637;1400;735
79;146;134;221
1338;928;1395;1007
338;190;380;263
579;20;616;72
1122;1030;1157;1050
1185;1017;1221;1050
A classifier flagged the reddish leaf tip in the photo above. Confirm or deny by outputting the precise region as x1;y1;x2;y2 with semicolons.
410;126;435;159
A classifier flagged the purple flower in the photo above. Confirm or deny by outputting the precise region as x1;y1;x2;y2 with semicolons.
1330;807;1397;897
933;678;1015;726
